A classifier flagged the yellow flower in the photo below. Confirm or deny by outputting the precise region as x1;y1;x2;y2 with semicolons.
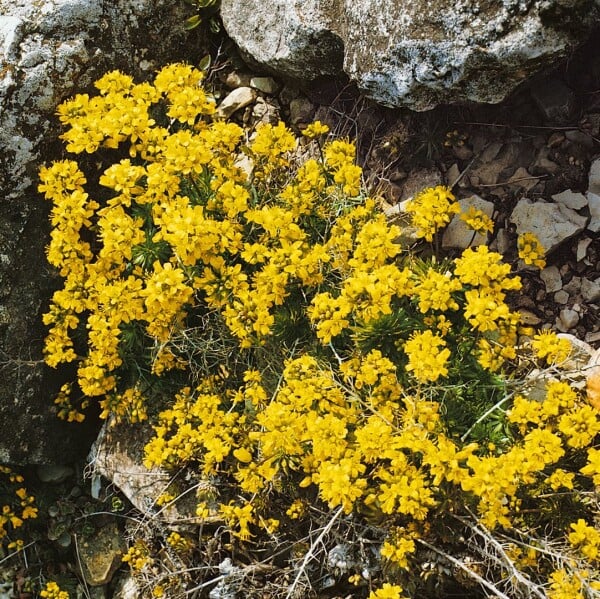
517;232;546;268
302;120;330;138
404;330;450;383
460;205;494;235
405;186;460;242
531;330;571;364
368;582;407;599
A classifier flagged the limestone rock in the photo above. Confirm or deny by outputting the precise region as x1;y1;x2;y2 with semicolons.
220;0;600;111
217;86;257;119
551;189;588;210
588;157;600;195
0;0;208;464
586;192;600;232
77;518;126;586
540;266;562;293
89;421;219;524
510;198;588;254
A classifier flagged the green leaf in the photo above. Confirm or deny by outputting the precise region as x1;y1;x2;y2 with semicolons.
184;14;202;30
209;17;221;33
198;53;212;72
197;0;218;7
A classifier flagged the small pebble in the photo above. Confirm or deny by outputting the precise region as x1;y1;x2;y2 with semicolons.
559;308;579;330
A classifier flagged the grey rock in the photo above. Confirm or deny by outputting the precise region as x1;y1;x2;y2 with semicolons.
531;146;561;175
540;266;562;293
398;167;443;202
551;189;588;210
217;86;257;119
36;464;74;484
530;78;576;123
582;278;600;303
289;95;315;125
507;167;538;192
220;0;600;111
510;198;588;254
576;237;593;262
489;227;512;255
588;157;600;195
223;70;252;89
0;0;208;464
558;308;580;331
442;195;495;250
519;309;542;326
250;76;280;94
90;421;220;524
554;290;569;304
587;192;600;232
251;96;280;124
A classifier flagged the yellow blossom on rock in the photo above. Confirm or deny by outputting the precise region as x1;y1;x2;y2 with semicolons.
518;232;546;268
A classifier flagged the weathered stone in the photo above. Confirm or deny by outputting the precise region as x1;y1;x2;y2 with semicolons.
223;70;252;89
530;78;576;123
586;192;600;232
250;76;280;94
442;195;494;250
217;86;257;119
507;167;539;192
36;464;74;484
89;421;220;524
398;167;443;202
77;519;126;586
587;157;600;195
0;0;208;464
582;278;600;303
551;189;588;210
576;237;593;262
557;308;580;331
510;198;588;254
540;266;562;293
220;0;600;111
289;96;315;125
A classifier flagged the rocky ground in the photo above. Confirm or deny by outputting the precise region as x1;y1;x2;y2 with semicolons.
211;33;600;348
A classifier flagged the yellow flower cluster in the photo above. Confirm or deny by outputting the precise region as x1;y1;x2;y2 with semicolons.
405;186;460;241
517;232;546;269
41;63;600;596
40;581;69;599
0;466;38;550
122;540;153;571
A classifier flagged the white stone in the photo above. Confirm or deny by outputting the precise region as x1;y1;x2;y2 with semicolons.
588;157;600;195
442;194;495;249
577;237;593;261
216;86;257;119
586;192;600;232
551;189;588;210
558;308;579;330
540;265;562;293
510;198;588;253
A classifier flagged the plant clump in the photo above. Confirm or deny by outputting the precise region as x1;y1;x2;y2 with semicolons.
37;63;600;598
